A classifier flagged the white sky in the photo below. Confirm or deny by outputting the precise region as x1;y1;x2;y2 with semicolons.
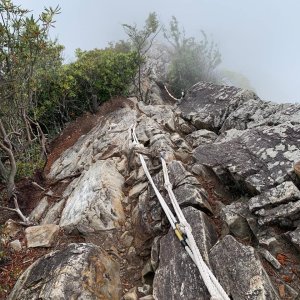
14;0;300;103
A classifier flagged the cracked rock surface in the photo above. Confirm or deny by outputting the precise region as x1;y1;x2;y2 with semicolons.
6;81;300;300
8;243;121;300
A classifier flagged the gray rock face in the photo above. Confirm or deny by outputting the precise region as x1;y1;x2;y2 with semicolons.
49;107;137;180
179;82;257;131
248;182;300;226
221;201;252;240
248;181;300;212
286;226;300;251
221;98;300;131
186;129;218;148
179;81;300;133
11;81;300;299
255;200;300;227
209;235;279;300
138;102;176;131
8;243;121;300
194;123;300;194
173;184;212;213
59;159;125;234
153;207;218;300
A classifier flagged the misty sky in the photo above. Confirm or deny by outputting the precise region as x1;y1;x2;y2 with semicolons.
15;0;300;103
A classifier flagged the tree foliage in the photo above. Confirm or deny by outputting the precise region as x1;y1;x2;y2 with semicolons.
33;47;138;133
123;12;160;100
0;0;61;223
164;16;222;96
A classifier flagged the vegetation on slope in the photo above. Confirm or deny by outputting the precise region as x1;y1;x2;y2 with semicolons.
0;0;223;223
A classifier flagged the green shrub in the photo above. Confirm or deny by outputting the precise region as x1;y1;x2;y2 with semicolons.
33;48;138;133
165;17;221;96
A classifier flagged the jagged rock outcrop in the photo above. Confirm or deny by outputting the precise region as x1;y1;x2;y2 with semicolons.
7;81;300;300
210;235;280;299
153;207;218;300
8;243;121;300
249;181;300;226
179;82;258;131
179;81;300;132
194;123;300;194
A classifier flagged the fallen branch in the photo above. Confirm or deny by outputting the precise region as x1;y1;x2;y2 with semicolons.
44;192;61;199
0;195;33;226
31;181;46;191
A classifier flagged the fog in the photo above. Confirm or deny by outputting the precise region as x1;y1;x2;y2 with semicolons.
15;0;300;103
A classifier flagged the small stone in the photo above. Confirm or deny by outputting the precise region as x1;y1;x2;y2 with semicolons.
120;231;134;248
285;225;300;251
278;285;285;298
29;197;49;222
9;240;22;252
3;219;21;238
294;161;300;178
25;224;60;248
125;221;131;230
129;182;148;199
150;236;160;271
142;260;153;283
258;248;281;269
127;246;136;263
123;287;138;300
138;284;152;296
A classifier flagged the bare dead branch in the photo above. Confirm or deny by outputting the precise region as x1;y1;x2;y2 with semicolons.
31;181;46;191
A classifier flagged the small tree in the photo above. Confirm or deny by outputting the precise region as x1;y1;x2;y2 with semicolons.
164;16;222;96
122;12;160;101
0;0;60;224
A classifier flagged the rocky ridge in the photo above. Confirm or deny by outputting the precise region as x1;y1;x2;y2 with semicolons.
2;81;300;299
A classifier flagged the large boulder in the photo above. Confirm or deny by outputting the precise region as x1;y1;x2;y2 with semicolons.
179;82;300;133
194;122;300;194
59;159;125;234
209;235;279;300
8;243;121;300
179;82;257;131
221;98;300;131
153;207;218;300
248;182;300;227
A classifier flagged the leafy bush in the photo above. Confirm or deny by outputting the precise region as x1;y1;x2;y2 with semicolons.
16;144;45;179
33;47;138;133
164;17;222;96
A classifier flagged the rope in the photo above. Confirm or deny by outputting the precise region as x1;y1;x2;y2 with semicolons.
163;84;184;102
130;124;229;300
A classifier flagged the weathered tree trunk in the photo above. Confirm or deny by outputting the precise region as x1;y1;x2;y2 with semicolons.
0;159;8;181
